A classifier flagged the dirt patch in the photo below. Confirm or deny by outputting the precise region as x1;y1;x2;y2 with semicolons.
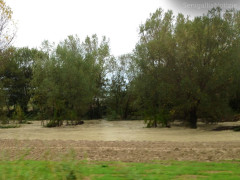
1;139;240;162
176;175;208;179
205;171;232;174
0;120;240;142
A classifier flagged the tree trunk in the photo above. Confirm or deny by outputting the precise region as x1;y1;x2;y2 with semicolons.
153;119;157;128
123;95;130;120
189;107;197;129
96;98;101;119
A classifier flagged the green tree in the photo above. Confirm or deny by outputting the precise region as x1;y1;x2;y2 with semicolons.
133;9;175;127
0;0;15;122
0;47;45;118
32;35;109;126
82;35;113;119
0;78;6;122
134;7;240;128
106;55;137;120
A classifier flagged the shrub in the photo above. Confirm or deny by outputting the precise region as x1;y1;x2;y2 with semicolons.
145;109;171;128
0;124;20;128
13;105;25;124
45;120;61;128
107;110;121;120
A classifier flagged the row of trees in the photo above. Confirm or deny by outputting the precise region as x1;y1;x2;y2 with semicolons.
1;0;240;128
0;35;113;125
32;35;113;126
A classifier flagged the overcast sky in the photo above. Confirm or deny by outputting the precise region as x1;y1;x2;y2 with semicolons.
7;0;240;57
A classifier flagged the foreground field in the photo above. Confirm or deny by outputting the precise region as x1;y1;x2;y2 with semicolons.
1;160;240;180
0;120;240;179
0;120;240;162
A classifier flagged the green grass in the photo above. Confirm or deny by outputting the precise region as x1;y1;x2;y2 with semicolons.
0;160;240;180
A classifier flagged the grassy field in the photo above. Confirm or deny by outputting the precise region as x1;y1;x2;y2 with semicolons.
0;160;240;180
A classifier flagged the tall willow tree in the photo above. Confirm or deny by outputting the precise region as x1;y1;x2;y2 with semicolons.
133;9;175;127
83;35;113;119
134;7;240;128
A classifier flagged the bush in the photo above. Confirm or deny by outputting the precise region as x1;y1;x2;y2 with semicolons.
0;109;8;124
0;124;20;128
144;110;171;128
107;110;121;120
0;117;9;124
13;105;25;124
45;120;61;128
234;126;240;132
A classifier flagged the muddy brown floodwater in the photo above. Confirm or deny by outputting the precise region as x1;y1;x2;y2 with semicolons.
0;120;240;162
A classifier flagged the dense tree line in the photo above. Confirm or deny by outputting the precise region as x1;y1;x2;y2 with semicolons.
32;35;112;126
132;8;240;128
1;0;240;128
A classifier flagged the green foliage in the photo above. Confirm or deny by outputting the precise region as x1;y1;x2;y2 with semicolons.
66;170;77;180
0;160;240;179
45;120;61;128
32;35;111;125
13;104;25;123
0;83;6;122
0;72;7;124
133;7;240;128
0;116;8;124
230;81;240;113
0;47;46;119
145;109;171;128
0;124;20;128
106;55;137;120
107;110;121;120
233;126;240;132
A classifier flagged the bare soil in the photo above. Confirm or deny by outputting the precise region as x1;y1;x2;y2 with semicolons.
0;120;240;162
